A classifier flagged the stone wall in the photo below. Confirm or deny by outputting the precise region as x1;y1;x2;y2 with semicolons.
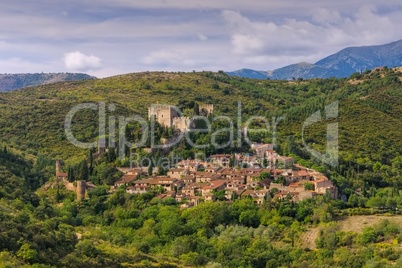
199;104;214;115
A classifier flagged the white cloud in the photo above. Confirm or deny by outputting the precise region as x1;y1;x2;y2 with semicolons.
222;6;402;68
2;1;402;76
64;51;102;71
142;50;184;65
0;57;62;74
312;8;341;24
197;33;208;41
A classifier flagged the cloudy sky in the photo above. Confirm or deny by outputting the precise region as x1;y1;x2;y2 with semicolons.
1;0;402;77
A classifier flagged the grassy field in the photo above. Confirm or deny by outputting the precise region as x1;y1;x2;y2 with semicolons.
301;215;402;249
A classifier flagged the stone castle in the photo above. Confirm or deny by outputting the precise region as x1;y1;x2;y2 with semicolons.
55;160;96;200
148;104;213;132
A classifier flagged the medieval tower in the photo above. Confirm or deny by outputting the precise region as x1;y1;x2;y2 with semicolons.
148;105;179;128
76;180;86;200
56;160;64;175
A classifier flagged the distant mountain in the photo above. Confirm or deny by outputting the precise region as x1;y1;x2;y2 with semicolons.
227;39;402;80
266;62;340;80
315;39;402;76
225;69;268;79
0;73;96;92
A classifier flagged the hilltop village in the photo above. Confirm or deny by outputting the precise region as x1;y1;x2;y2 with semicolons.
56;103;338;207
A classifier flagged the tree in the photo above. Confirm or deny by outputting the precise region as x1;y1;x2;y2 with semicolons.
347;193;359;207
239;210;259;227
194;103;200;115
56;182;60;203
148;164;153;176
17;244;38;262
229;153;236;167
259;172;271;180
89;148;94;176
79;160;89;181
68;167;75;182
262;156;268;168
108;148;116;163
290;221;302;247
157;165;164;176
373;161;382;172
304;182;313;191
285;136;297;155
366;196;386;208
270;187;279;197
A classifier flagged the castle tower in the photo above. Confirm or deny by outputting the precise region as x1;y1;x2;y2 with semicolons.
148;105;179;128
56;160;64;175
199;104;214;116
76;180;86;200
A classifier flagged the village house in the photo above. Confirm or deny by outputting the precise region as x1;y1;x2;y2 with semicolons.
291;170;311;181
278;156;295;166
205;166;221;173
176;159;210;171
298;190;319;201
182;183;208;196
114;174;139;188
208;154;231;167
312;179;338;199
56;172;68;181
181;175;196;185
195;173;223;183
253;144;273;158
167;168;189;179
225;188;245;200
273;191;300;202
242;189;270;204
126;185;147;195
155;191;176;200
114;168;148;188
226;180;246;190
228;177;246;186
201;180;228;196
183;195;204;207
248;180;264;189
175;193;187;202
133;177;182;192
204;193;217;202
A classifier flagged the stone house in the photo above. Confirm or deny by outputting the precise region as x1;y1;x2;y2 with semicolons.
126;185;147;195
167;168;189;179
201;180;228;196
254;144;273;158
114;174;139;188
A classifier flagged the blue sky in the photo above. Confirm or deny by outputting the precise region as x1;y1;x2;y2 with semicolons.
1;0;402;77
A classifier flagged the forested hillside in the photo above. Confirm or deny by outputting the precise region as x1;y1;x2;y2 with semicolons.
0;69;400;166
0;69;401;267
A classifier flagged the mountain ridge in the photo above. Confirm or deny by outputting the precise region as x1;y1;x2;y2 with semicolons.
227;39;402;80
0;72;96;92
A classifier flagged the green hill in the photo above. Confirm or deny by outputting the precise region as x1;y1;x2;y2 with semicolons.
0;70;400;166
